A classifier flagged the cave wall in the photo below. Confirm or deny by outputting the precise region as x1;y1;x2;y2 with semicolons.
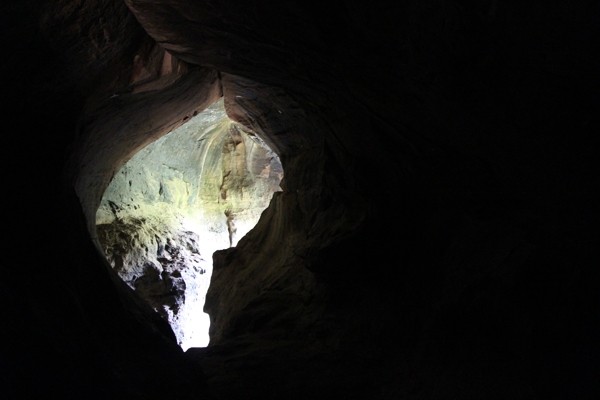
2;1;214;398
2;0;599;398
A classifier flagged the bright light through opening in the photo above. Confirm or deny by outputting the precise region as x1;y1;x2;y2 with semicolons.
95;99;282;350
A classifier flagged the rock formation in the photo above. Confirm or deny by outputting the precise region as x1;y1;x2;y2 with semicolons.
2;0;599;398
96;99;282;349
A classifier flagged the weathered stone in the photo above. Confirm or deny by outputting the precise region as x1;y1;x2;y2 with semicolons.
3;0;599;398
95;99;282;349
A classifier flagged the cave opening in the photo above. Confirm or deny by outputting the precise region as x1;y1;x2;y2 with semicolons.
95;98;283;350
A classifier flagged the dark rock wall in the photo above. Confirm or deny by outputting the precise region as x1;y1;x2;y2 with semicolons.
2;1;212;398
2;0;598;398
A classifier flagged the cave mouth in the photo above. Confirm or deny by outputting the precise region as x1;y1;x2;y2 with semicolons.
95;98;283;350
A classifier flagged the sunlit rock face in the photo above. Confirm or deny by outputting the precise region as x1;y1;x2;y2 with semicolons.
96;98;282;349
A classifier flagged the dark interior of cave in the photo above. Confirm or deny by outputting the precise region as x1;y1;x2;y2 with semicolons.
1;0;599;398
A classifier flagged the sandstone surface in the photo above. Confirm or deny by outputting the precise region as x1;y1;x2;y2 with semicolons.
2;0;598;398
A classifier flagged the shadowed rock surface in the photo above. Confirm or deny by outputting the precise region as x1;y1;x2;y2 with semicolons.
1;0;599;399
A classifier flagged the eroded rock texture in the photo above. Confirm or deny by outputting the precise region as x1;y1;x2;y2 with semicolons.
97;214;210;349
95;99;281;349
2;0;599;399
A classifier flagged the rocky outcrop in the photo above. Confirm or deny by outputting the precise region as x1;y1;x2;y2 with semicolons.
97;213;210;350
95;99;282;349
